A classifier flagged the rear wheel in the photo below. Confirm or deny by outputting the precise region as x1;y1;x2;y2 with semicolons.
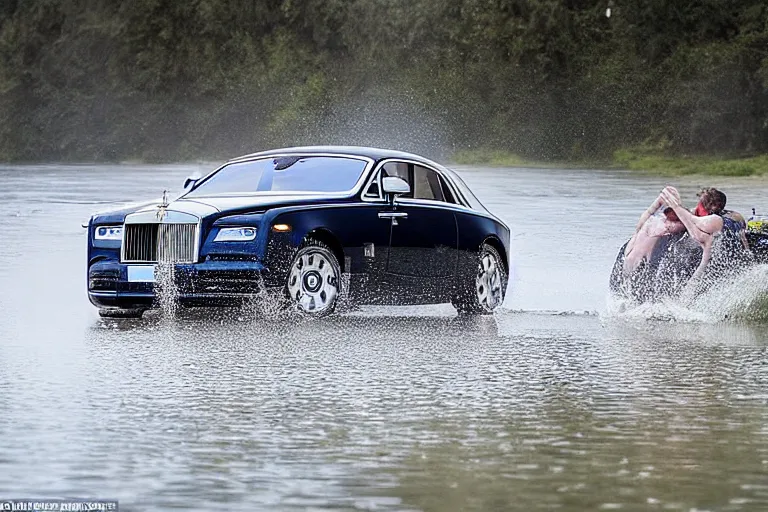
285;240;341;317
452;244;507;314
98;308;145;319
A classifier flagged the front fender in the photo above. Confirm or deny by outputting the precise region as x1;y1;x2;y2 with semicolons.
256;206;336;287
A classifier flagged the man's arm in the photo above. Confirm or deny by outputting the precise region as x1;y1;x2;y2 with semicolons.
691;236;714;281
727;211;751;250
635;193;666;232
626;188;681;255
626;194;662;255
660;187;723;245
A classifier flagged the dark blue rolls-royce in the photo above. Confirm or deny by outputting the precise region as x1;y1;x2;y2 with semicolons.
86;146;510;318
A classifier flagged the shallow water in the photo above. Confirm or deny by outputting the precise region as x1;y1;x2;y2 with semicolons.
1;164;768;511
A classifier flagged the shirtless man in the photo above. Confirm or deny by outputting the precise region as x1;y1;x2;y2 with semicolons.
623;189;686;275
696;187;749;250
660;186;724;280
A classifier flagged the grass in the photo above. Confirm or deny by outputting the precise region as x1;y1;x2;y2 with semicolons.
612;149;768;177
449;147;768;177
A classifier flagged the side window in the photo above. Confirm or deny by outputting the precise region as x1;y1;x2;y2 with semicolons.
438;175;457;204
382;162;409;181
413;165;445;202
365;162;457;203
363;179;380;199
363;162;411;199
381;162;413;198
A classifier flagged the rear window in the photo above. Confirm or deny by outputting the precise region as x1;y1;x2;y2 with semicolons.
441;168;487;211
186;156;368;196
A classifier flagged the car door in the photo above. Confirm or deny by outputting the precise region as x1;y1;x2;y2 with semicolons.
345;164;401;303
383;163;458;293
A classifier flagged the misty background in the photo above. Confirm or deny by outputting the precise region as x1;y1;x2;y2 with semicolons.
0;0;766;163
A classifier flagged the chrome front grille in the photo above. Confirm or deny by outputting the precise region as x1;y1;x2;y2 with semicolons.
123;223;198;263
157;224;198;263
124;224;158;262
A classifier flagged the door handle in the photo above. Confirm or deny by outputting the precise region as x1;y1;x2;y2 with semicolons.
378;212;408;220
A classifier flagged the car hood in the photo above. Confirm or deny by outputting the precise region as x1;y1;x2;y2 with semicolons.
178;193;350;214
90;193;351;225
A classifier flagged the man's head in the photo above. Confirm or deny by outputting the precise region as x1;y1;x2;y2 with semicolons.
663;207;679;222
662;207;685;233
696;187;727;215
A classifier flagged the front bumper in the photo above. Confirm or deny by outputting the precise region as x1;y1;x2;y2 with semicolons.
87;259;274;309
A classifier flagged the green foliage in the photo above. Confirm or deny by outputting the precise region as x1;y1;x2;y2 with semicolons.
613;148;768;177
0;0;766;166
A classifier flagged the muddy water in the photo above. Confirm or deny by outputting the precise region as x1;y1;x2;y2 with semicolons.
1;164;768;511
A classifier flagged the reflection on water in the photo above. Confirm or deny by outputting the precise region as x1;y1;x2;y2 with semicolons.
1;165;768;511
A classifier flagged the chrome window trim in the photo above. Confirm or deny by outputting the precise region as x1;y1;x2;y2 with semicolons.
438;167;488;212
394;197;486;215
396;197;463;209
187;153;375;198
360;158;474;211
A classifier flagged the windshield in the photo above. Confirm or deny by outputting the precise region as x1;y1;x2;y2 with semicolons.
185;156;369;197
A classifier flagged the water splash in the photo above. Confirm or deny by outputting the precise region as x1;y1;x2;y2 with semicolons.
604;264;768;322
241;276;294;320
154;263;179;317
684;264;768;321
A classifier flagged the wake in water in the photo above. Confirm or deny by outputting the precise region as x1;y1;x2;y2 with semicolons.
605;263;768;322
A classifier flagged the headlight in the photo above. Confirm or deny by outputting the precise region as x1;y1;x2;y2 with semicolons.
94;225;123;240
214;227;257;242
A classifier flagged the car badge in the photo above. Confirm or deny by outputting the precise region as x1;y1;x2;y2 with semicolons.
156;190;169;221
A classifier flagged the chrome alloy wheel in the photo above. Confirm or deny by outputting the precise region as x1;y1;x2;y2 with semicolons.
286;247;340;315
475;250;504;311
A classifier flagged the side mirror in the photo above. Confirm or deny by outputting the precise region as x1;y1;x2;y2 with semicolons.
183;175;200;189
382;177;410;202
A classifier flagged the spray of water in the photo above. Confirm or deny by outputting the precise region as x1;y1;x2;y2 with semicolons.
242;273;354;319
154;263;179;317
242;276;293;320
604;263;768;323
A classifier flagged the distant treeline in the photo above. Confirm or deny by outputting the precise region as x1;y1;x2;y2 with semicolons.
0;0;766;162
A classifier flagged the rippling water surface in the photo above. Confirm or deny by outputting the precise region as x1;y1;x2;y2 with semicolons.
1;164;768;511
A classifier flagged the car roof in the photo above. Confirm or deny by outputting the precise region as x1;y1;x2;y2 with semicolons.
213;145;497;220
229;146;445;169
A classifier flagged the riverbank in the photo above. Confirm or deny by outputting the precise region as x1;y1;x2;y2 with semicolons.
450;148;768;177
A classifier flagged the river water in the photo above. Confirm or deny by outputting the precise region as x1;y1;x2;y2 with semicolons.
1;164;768;511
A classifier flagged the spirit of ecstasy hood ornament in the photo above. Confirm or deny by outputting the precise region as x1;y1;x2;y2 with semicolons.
156;190;169;220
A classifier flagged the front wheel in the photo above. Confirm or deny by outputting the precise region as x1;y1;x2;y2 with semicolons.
285;240;341;317
452;244;507;314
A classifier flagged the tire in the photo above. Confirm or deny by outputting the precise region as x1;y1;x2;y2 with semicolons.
452;243;507;315
98;308;145;319
285;239;342;317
